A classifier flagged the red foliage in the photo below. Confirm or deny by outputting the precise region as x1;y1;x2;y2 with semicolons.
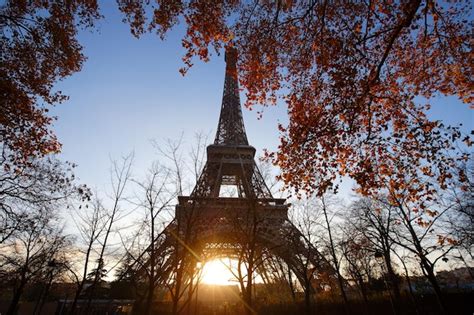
118;1;472;205
1;0;101;167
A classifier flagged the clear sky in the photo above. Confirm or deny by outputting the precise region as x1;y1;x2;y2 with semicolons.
51;3;473;198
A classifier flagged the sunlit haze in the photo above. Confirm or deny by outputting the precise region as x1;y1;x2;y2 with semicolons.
200;260;236;286
200;259;263;286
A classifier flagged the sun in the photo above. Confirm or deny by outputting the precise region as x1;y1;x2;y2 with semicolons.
200;259;236;285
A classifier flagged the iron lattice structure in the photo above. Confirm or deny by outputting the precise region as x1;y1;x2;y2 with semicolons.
134;47;339;295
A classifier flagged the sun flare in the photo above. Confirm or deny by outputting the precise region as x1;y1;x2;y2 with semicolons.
200;259;236;285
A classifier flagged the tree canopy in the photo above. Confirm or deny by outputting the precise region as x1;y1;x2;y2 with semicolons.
119;0;473;202
1;0;100;168
2;0;472;201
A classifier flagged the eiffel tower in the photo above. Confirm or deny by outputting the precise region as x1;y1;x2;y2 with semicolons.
134;47;338;300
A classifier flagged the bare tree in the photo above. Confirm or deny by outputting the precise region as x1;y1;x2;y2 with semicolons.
152;137;199;315
0;207;70;315
446;160;474;268
319;196;349;310
256;254;297;303
339;224;377;314
132;162;175;315
84;154;133;311
0;153;86;315
32;254;71;315
224;203;265;315
349;198;402;311
0;154;87;244
188;131;210;185
68;197;108;315
290;197;322;314
257;157;285;198
167;201;206;315
112;136;192;315
380;188;458;313
391;250;421;314
153;136;185;195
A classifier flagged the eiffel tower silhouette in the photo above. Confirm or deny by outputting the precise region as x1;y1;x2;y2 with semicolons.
134;47;338;300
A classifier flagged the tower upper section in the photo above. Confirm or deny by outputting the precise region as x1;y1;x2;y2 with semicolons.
213;46;249;146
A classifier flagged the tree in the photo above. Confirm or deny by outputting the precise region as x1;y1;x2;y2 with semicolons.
374;187;459;313
84;154;133;311
447;160;474;264
164;203;201;315
86;258;107;283
319;196;349;310
0;143;88;314
339;227;375;313
220;201;267;315
188;131;211;185
123;136;207;315
117;0;472;201
0;206;70;315
114;252;136;283
111;253;137;300
1;1;100;167
4;1;470;209
349;198;402;312
256;255;297;303
31;257;70;315
132;163;175;315
68;197;107;315
290;197;325;313
0;152;87;244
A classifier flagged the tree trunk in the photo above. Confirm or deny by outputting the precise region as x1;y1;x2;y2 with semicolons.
287;265;296;301
243;287;253;315
145;278;154;315
70;279;85;315
420;259;446;314
172;264;183;315
303;278;312;315
383;251;401;314
243;259;254;315
33;273;54;315
7;277;27;315
185;273;193;315
398;255;420;315
322;198;349;311
70;236;95;315
399;203;447;314
145;217;156;315
356;274;370;315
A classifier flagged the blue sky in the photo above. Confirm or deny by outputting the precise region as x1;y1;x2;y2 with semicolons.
51;3;473;197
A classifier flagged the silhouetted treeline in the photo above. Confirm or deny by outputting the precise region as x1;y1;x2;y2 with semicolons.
0;136;472;315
